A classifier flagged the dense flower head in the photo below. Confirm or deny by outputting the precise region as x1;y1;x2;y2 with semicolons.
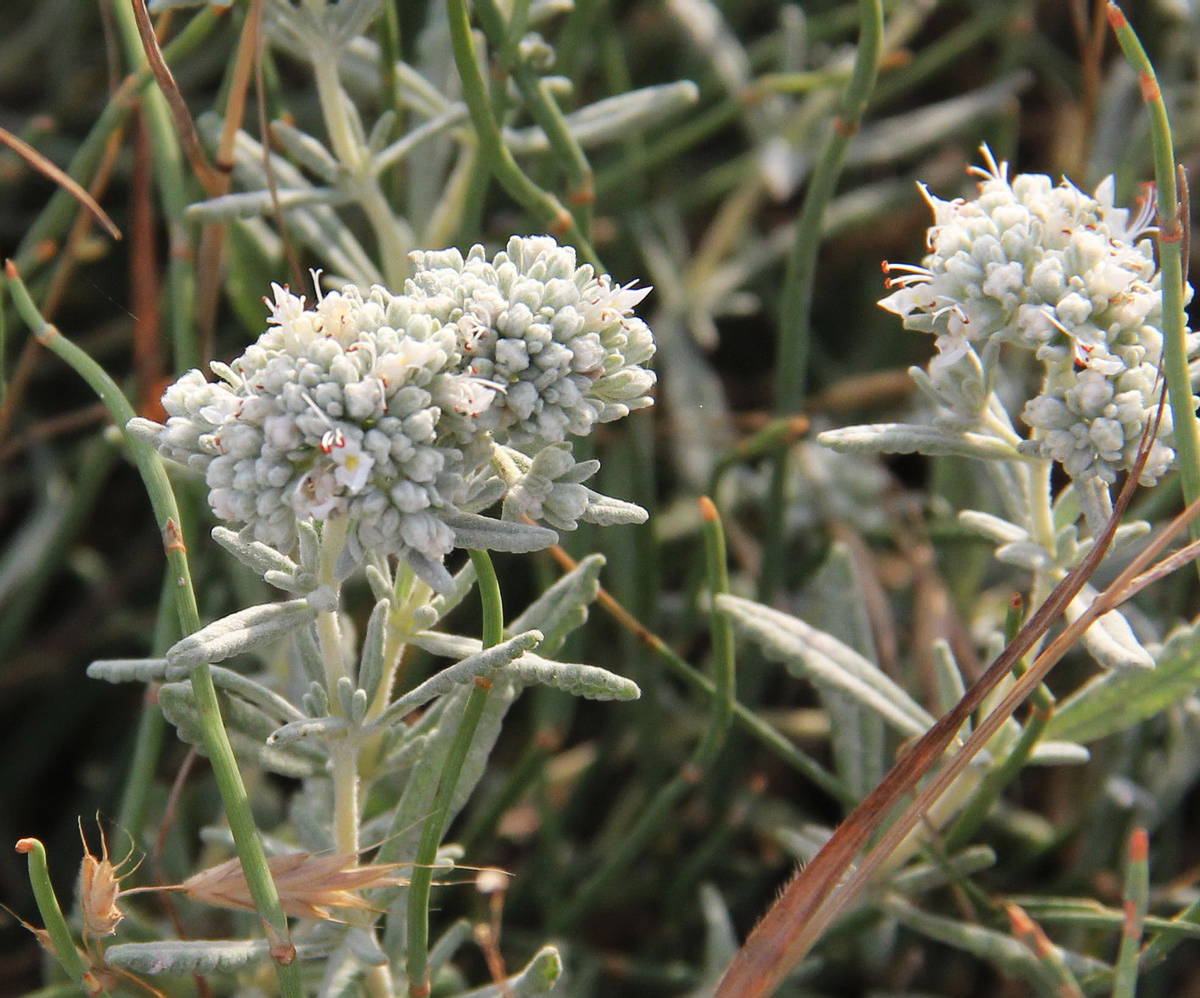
130;237;656;585
879;146;1195;484
407;236;657;445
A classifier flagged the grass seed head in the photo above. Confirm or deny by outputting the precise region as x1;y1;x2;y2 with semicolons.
78;816;134;942
181;851;418;921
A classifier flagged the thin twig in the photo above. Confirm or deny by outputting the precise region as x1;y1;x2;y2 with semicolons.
129;0;220;195
0;126;121;240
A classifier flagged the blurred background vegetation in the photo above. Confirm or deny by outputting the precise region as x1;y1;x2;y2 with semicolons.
3;0;1200;995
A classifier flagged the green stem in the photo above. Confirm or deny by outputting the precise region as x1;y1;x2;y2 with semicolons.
405;549;503;996
761;0;884;602
5;267;302;998
15;838;105;996
1108;4;1200;555
445;0;600;269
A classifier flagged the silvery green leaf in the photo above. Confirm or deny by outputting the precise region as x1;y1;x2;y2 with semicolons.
306;584;339;613
453;946;562;997
87;658;169;684
426;561;477;623
298;520;320;575
957;510;1029;546
507;656;640;700
366;631;543;732
336;676;358;718
994;540;1054;571
303;680;329;717
503;82;699;153
263;569;317;595
691;884;739;994
342;927;387;968
1047;621;1200;743
124;416;162;447
1066;592;1154;671
442;512;558;552
167;600;318;669
932;640;967;719
891;845;997;894
268;716;349;745
716;595;934;738
580;489;649;526
165;665;304;725
818;424;1023;462
293;624;326;688
158;683;322;777
373;106;469;174
1073;520;1151;562
365;560;392;601
270;120;341;182
458;472;508;514
429;920;472;980
884;896;1108;984
318;942;362;998
509;553;604;655
107;939;273;974
408;631;636;699
1027;741;1090;765
357;598;390;704
211;526;298;579
186;187;348;222
406;550;455;593
803;543;885;799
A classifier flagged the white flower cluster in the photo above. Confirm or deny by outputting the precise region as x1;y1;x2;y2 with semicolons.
407;236;656;445
879;146;1195;484
130;237;656;586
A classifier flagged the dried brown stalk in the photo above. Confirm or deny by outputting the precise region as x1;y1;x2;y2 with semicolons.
715;446;1200;995
125;852;503;923
0;126;121;240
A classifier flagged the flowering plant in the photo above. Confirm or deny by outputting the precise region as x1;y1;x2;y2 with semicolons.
130;236;655;590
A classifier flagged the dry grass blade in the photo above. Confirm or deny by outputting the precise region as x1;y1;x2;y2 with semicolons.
142;852;499;922
0;126;121;240
715;430;1197;995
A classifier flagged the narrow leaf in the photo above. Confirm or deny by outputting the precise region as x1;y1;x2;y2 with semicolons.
366;630;543;732
1047;622;1200;743
508;553;604;655
441;511;558;552
88;658;169;683
167;599;317;669
819;424;1024;462
716;594;934;737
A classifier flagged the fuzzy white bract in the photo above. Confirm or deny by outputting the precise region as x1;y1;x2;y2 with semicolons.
129;237;656;587
880;146;1196;485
